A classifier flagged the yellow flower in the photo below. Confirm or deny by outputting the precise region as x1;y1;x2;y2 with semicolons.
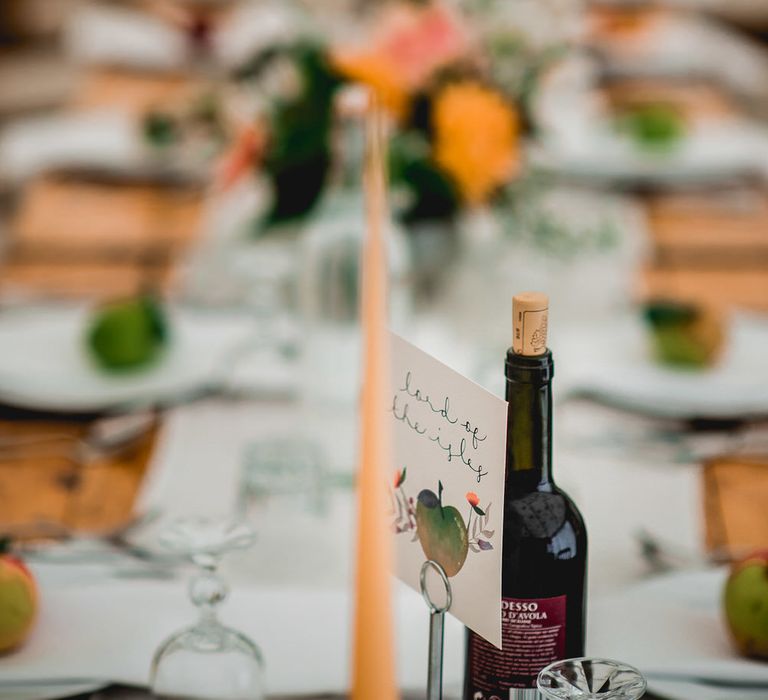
432;82;521;205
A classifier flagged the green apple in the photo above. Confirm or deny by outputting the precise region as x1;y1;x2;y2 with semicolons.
619;103;685;152
643;301;724;368
0;544;37;653
416;482;468;577
87;294;169;372
723;550;768;660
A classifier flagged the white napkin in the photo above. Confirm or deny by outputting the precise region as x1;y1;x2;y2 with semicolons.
0;111;141;182
596;12;768;100
138;398;360;526
211;2;308;70
64;6;188;71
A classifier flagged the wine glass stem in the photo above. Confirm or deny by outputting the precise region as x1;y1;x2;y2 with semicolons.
189;561;228;627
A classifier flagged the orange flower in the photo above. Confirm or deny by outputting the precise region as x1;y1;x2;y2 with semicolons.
332;1;468;119
332;51;410;118
432;82;521;204
466;492;480;507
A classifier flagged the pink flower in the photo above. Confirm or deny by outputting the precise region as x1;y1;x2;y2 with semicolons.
466;492;480;507
214;123;266;190
332;1;469;117
378;3;469;89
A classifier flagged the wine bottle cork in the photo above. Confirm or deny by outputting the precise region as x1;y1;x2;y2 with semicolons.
513;292;549;356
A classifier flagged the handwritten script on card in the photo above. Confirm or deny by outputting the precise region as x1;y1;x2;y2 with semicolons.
392;371;489;482
388;333;508;647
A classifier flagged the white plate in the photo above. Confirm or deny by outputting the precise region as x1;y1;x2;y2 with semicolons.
557;312;768;419
589;567;768;689
533;121;768;188
0;305;258;413
0;680;107;700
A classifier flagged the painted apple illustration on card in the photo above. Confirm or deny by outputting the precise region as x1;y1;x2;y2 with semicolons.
392;474;495;578
415;481;469;577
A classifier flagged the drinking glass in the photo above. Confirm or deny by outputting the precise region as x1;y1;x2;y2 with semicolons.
149;518;265;700
537;658;647;700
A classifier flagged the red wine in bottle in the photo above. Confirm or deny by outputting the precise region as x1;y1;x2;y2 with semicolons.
463;293;587;699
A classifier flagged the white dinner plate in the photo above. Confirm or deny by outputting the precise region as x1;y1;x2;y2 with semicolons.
0;680;107;700
589;567;768;691
556;311;768;419
0;304;259;413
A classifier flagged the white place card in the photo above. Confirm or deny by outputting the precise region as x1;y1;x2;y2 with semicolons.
389;332;508;647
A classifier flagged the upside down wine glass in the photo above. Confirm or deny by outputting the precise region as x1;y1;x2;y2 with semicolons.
537;658;647;700
149;518;265;700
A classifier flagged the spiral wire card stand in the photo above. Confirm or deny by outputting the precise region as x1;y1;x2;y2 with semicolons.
420;560;453;700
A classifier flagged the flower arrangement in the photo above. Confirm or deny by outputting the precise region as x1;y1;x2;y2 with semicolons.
230;0;566;229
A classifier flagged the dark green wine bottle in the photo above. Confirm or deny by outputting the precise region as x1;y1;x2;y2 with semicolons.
463;293;588;698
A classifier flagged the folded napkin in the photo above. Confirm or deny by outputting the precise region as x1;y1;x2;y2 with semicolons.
64;6;188;71
211;2;308;70
0;111;141;182
592;11;768;99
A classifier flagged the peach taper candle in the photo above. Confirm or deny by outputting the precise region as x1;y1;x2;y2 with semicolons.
350;95;399;700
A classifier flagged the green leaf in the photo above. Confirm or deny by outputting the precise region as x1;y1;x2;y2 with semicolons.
142;112;178;148
258;41;343;224
472;505;486;516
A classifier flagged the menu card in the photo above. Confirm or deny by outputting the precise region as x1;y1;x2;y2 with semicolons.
389;332;508;647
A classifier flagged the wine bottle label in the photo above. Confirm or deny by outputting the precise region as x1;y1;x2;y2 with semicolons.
465;595;566;695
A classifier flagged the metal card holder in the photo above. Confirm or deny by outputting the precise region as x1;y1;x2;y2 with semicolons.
419;560;453;700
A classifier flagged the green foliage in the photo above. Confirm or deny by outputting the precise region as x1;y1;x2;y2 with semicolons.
256;42;343;226
389;129;460;224
143;112;178;148
500;172;619;258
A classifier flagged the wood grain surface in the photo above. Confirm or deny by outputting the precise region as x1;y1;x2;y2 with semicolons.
0;418;158;537
703;453;768;555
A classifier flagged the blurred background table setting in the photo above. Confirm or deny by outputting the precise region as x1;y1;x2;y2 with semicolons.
0;1;767;699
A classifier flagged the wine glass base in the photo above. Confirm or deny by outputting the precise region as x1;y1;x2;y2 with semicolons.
150;622;265;700
537;657;647;700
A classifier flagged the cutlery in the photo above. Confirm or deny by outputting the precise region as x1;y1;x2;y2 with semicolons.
635;529;750;572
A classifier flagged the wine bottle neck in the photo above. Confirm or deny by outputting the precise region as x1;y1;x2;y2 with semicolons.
505;349;554;491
